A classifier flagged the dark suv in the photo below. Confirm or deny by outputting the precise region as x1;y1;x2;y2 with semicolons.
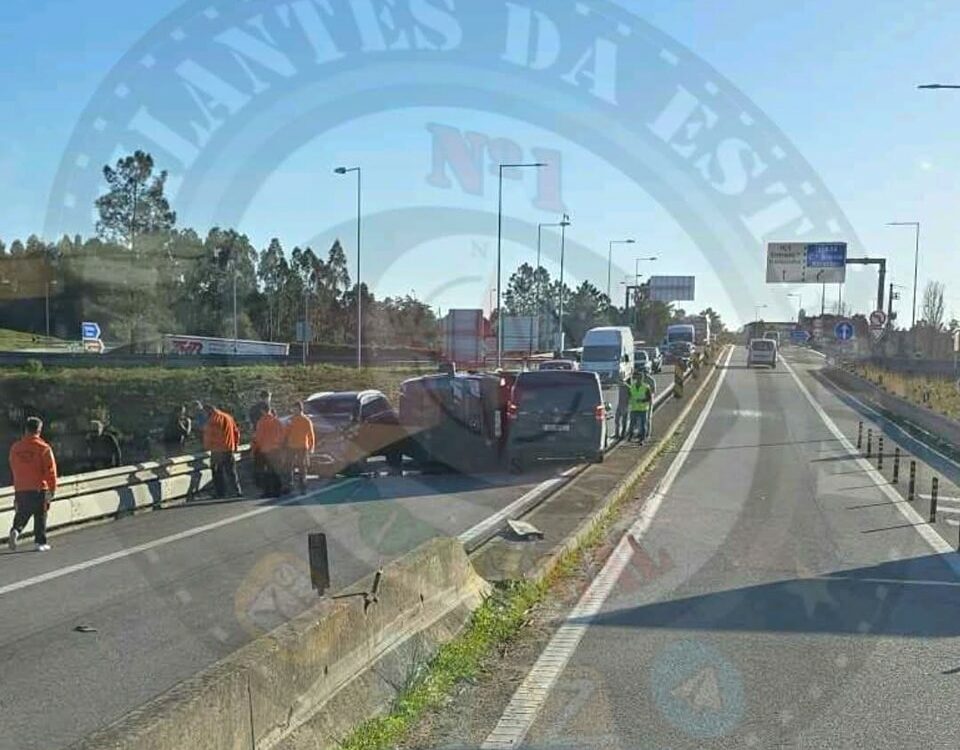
506;370;611;472
303;390;406;475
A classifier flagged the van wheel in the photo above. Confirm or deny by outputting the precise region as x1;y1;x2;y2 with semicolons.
508;453;525;474
591;450;605;464
385;449;403;473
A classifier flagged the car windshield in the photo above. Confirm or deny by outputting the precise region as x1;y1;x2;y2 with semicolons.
514;375;599;412
635;352;649;362
582;345;620;361
305;395;357;418
752;340;775;351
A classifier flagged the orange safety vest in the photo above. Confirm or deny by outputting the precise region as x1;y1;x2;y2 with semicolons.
285;414;315;451
253;413;285;454
203;409;240;452
9;434;58;492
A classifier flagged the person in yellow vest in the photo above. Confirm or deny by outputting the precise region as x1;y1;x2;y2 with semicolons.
628;376;653;444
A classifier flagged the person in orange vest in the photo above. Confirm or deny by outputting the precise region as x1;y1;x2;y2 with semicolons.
8;416;58;551
285;401;315;495
202;403;242;498
253;407;286;498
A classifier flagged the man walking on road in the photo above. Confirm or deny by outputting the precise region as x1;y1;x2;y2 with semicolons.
253;407;285;498
202;403;242;498
628;376;653;445
8;417;57;551
285;401;315;495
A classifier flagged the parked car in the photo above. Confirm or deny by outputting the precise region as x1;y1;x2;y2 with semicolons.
637;345;663;373
506;370;611;472
747;338;778;368
303;390;407;475
538;359;578;371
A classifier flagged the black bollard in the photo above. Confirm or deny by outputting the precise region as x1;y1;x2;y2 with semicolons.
878;436;884;470
866;429;873;458
857;421;863;450
930;477;939;523
893;447;900;484
909;461;916;502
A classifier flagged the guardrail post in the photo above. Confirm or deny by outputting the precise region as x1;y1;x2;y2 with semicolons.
857;421;863;450
866;428;873;458
893;447;900;484
877;436;884;470
930;477;939;523
909;461;916;502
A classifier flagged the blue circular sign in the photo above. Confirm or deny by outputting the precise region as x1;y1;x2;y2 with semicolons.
834;321;854;341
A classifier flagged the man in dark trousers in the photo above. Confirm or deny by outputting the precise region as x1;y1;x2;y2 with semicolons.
202;403;242;498
86;420;122;471
9;417;58;551
248;390;272;490
615;378;631;440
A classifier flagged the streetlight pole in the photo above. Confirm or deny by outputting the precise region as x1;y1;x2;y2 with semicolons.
496;162;546;368
335;166;362;368
232;266;238;353
886;221;920;329
535;220;565;353
633;256;658;288
44;281;52;338
606;239;635;300
556;214;571;353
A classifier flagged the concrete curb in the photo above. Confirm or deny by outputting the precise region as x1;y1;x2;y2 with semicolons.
69;536;490;750
0;446;250;539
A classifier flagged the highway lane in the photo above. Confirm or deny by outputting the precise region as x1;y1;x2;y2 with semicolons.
489;346;960;749
0;368;674;750
0;466;567;750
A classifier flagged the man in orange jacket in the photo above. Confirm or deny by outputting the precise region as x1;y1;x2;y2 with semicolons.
202;403;242;498
285;401;315;494
9;417;57;551
253;408;285;498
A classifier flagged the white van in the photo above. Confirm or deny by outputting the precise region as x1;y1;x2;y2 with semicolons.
580;326;635;384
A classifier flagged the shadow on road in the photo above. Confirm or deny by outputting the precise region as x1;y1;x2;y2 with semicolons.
574;554;960;638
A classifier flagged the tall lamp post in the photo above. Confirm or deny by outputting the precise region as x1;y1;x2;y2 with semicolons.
556;214;572;353
886;220;920;329
535;220;566;352
634;256;658;287
496;162;546;368
754;304;768;338
787;293;802;323
606;239;634;300
335;166;362;369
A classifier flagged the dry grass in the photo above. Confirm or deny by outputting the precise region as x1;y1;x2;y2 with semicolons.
848;362;960;419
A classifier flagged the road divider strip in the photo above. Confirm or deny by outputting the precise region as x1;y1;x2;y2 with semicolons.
480;346;734;749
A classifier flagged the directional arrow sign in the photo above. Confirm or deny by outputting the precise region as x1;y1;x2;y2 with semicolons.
81;321;101;340
790;329;811;344
834;321;855;341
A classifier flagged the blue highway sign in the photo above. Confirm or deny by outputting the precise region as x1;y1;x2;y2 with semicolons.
834;321;854;341
790;329;811;343
805;243;847;268
81;321;101;340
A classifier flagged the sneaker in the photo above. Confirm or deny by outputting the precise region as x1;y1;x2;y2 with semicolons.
8;528;18;550
35;543;51;552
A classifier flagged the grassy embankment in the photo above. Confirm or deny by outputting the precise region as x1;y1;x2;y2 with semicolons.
848;362;960;420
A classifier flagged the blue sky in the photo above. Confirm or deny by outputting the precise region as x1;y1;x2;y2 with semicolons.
2;0;960;328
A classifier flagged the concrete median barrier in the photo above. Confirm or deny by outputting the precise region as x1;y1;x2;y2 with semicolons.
0;446;249;538
70;535;489;750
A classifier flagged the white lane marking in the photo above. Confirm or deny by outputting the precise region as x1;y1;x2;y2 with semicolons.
820;373;960;473
0;479;357;597
781;358;960;572
480;346;734;749
919;494;960;504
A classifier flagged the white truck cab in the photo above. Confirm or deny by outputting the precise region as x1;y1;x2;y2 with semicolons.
580;326;635;384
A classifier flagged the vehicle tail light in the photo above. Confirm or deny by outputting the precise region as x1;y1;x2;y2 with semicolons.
507;402;518;420
595;404;605;422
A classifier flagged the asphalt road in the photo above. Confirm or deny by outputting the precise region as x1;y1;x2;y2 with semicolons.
494;346;960;749
0;369;672;750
